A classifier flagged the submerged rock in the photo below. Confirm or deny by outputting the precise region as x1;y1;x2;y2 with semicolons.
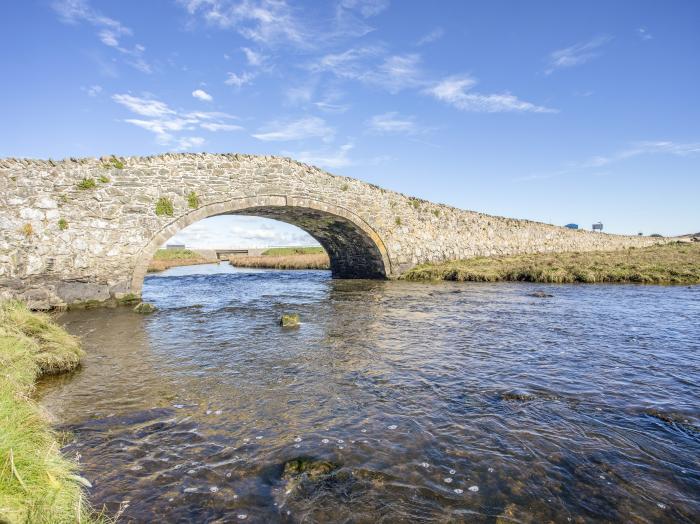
529;291;553;298
501;390;537;402
282;457;339;480
133;302;157;314
279;313;300;327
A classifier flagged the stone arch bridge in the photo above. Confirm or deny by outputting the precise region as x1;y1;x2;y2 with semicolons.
0;154;663;308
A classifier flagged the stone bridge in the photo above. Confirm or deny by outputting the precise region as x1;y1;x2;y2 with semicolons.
0;153;665;308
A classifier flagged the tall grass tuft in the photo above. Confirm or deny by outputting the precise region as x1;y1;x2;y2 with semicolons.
0;301;108;523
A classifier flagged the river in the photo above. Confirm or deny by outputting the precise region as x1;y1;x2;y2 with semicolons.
37;263;700;522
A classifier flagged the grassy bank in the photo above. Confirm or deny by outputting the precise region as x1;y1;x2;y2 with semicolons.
261;246;325;256
401;242;700;284
0;301;95;523
147;248;214;272
230;253;330;270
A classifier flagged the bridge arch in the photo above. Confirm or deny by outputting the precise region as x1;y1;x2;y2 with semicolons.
130;195;391;294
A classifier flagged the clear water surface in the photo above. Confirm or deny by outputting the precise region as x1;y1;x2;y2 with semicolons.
37;263;700;523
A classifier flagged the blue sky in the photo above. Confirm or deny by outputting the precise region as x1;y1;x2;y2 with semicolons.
2;0;699;247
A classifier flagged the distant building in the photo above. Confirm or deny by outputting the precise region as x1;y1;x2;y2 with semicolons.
564;223;578;229
166;243;186;249
592;222;603;232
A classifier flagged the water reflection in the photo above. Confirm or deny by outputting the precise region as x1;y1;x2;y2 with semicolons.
37;265;700;522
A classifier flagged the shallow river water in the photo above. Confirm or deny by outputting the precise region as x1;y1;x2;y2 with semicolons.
38;263;699;523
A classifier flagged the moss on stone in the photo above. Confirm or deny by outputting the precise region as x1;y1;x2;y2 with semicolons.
279;313;300;327
133;302;156;314
155;197;174;216
186;191;200;209
98;175;110;184
58;218;68;230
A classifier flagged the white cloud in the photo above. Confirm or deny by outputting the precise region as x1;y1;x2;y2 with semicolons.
177;0;307;47
192;88;213;101
225;71;255;87
252;116;334;142
112;94;175;117
339;0;390;18
242;47;267;67
367;112;420;134
199;122;244;131
53;0;152;73
425;75;557;113
579;141;700;168
174;136;205;151
168;215;320;249
637;27;652;41
416;27;444;46
112;93;241;148
310;47;423;93
546;35;612;74
82;84;103;97
515;140;700;181
286;143;354;169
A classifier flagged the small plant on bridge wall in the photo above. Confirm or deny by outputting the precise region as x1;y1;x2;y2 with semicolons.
341;183;348;191
409;198;421;210
101;155;124;169
432;209;440;217
20;223;33;237
187;191;200;209
58;218;68;230
395;217;402;226
155;197;174;216
76;178;96;190
99;175;110;183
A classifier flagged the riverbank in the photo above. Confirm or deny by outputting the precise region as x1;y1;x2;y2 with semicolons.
230;253;330;270
147;248;216;272
401;242;700;284
0;301;96;523
229;247;330;270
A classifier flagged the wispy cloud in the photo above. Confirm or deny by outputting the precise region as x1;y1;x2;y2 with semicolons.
425;75;557;113
515;140;700;181
416;27;444;46
53;0;152;73
310;47;423;93
242;47;268;67
367;112;424;134
81;84;103;97
286;143;355;169
545;35;612;74
225;71;255;87
252;116;334;142
112;93;242;149
192;89;213;101
177;0;307;47
637;27;652;41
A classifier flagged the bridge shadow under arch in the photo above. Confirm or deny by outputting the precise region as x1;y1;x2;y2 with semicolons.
130;195;391;294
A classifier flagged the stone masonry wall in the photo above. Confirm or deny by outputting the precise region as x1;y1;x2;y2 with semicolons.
0;153;668;308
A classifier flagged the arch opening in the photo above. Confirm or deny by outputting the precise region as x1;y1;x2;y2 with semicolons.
130;197;390;295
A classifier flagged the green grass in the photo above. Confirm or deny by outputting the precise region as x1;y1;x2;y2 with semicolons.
186;191;199;209
152;248;202;260
98;175;110;184
261;246;325;256
0;301;100;523
155;197;174;217
100;156;124;170
401;242;700;285
57;218;68;231
76;178;96;190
